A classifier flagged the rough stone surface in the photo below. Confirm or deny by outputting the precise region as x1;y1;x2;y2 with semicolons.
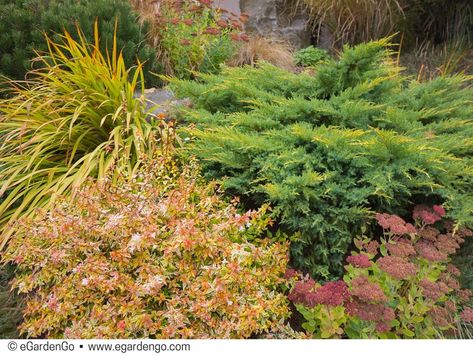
239;0;311;49
135;88;191;118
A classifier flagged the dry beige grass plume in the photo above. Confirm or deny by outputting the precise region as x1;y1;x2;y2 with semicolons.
227;36;296;71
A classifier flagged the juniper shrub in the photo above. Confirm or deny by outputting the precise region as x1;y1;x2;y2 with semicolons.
170;39;473;279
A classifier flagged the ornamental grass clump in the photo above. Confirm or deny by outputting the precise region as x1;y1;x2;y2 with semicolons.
170;39;473;279
0;23;163;246
287;206;473;339
2;154;290;338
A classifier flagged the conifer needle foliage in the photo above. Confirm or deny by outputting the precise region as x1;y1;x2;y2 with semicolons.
0;23;162;247
170;39;473;279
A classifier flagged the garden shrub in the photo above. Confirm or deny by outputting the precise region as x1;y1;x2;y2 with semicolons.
132;0;245;80
287;206;473;338
2;153;290;338
294;46;330;67
0;0;159;86
170;39;473;279
0;24;162;245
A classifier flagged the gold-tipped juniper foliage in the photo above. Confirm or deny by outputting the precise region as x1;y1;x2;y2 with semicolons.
0;22;163;247
170;39;473;279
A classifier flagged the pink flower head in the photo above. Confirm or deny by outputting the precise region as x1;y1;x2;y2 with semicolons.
375;213;416;235
307;280;350;307
419;279;449;300
350;276;387;303
355;239;379;254
458;289;473;303
445;300;456;312
432;205;446;217
461;307;473;322
346;254;372;268
283;268;299;280
365;240;379;255
375;321;392;333
377;256;417;280
418;226;440;242
239;33;250;42
346;299;395;332
376;307;395;333
216;19;228;28
386;238;416;258
446;277;460;290
458;228;473;238
447;264;461;277
429;306;451;328
435;234;460;255
415;240;447;262
288;278;316;306
413;205;445;225
204;27;221;35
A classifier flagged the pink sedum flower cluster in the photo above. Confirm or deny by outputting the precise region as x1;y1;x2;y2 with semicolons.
289;206;473;339
375;213;416;235
288;279;349;307
413;204;445;225
346;254;372;268
376;256;417;280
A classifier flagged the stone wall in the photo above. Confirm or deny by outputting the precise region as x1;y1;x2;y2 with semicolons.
216;0;311;49
240;0;310;49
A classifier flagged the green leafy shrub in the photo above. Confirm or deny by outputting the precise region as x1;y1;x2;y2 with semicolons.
294;46;331;67
132;0;244;80
288;207;473;338
0;0;159;85
2;153;290;338
0;24;162;245
170;39;473;279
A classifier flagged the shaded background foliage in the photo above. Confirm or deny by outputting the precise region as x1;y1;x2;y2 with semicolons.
0;0;159;86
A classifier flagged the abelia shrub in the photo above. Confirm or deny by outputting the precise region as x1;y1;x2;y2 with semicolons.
287;206;473;339
2;155;290;339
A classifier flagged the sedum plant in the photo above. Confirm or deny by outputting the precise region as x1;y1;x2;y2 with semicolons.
288;206;473;339
2;153;290;338
0;23;162;246
170;39;473;279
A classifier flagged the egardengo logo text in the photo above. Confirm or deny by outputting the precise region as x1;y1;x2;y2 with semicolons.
87;342;190;353
9;341;75;352
4;340;191;354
